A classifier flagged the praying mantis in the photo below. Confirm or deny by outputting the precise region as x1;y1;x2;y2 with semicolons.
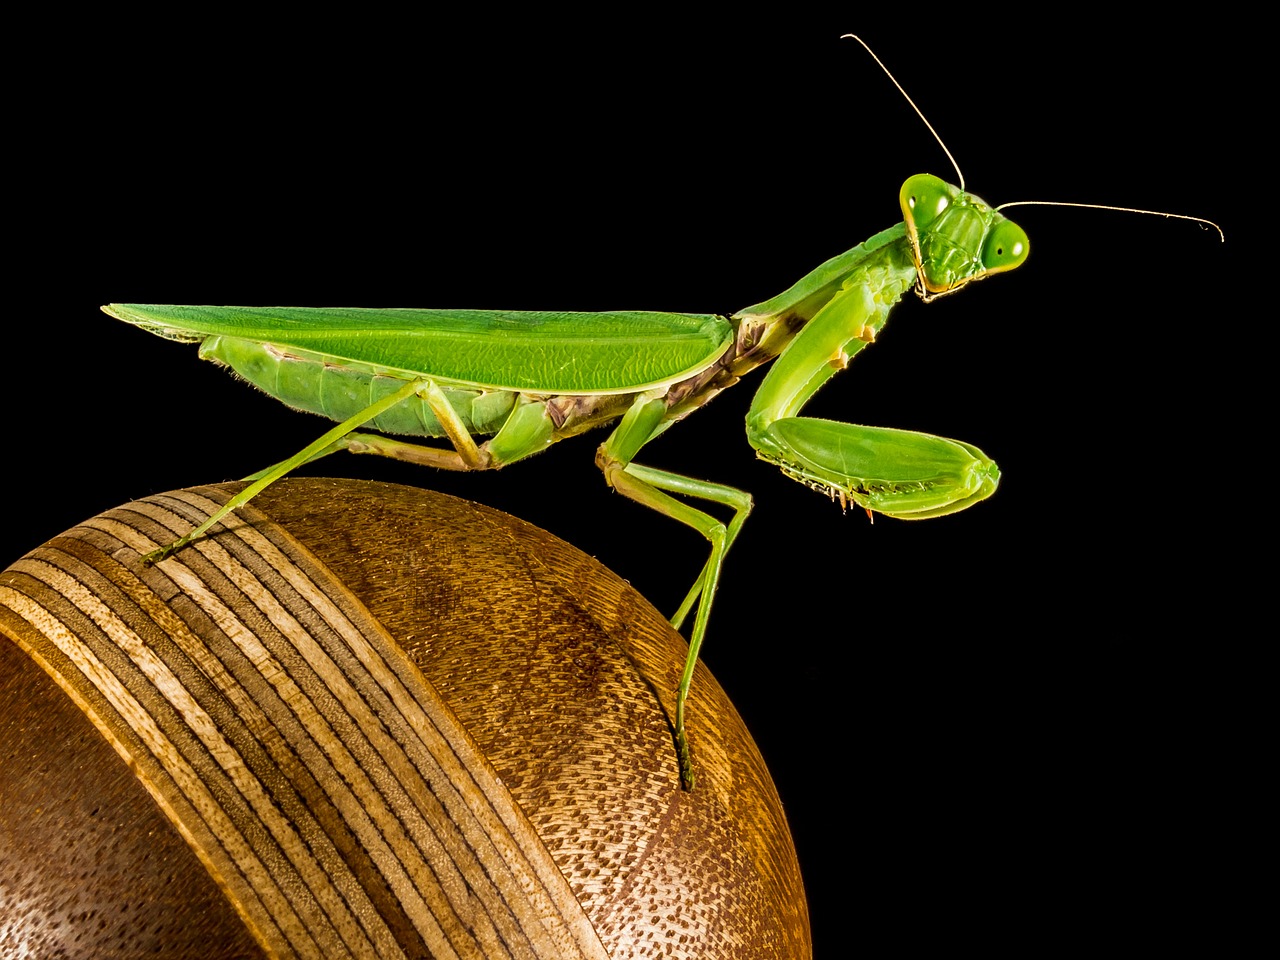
0;21;1237;957
92;31;1221;793
10;24;1223;803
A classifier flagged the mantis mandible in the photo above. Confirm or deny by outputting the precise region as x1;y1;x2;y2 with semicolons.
98;36;1220;791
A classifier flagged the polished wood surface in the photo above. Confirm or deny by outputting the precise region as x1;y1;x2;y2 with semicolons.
1;479;809;959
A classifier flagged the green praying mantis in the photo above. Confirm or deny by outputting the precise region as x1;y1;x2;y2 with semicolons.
99;36;1220;791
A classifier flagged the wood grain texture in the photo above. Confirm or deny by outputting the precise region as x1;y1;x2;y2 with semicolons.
1;479;809;959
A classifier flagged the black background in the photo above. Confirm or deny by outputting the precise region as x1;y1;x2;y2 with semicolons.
8;13;1255;954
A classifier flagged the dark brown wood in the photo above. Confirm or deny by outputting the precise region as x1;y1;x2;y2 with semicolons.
1;479;810;959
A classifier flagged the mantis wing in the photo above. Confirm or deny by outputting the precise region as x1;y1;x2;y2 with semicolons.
104;304;735;395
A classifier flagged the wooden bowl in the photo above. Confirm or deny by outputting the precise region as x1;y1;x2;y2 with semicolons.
0;478;810;959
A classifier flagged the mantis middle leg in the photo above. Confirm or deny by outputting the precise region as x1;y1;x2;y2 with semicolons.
595;392;753;791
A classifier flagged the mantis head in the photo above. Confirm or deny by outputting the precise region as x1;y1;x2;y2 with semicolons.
900;174;1030;301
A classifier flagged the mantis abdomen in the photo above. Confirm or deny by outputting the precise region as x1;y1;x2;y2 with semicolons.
204;336;519;438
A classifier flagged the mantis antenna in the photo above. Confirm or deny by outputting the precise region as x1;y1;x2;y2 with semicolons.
996;200;1224;241
842;33;1224;242
840;33;966;190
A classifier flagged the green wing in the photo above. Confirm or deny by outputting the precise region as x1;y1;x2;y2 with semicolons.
104;304;734;394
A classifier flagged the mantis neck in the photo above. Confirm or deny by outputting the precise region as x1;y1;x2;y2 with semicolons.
664;225;917;427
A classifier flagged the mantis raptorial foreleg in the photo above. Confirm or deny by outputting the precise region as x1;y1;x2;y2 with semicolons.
742;241;999;521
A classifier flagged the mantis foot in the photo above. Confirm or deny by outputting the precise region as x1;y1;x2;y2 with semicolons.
142;538;188;565
677;725;695;792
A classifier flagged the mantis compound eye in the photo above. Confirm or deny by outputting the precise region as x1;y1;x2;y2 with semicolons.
980;219;1030;274
900;174;955;232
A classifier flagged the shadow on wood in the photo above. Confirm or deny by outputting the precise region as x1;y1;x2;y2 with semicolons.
0;478;809;959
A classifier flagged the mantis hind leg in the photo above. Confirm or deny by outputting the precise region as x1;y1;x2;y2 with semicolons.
244;390;559;480
144;377;434;563
146;380;557;563
596;394;753;791
241;431;470;479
